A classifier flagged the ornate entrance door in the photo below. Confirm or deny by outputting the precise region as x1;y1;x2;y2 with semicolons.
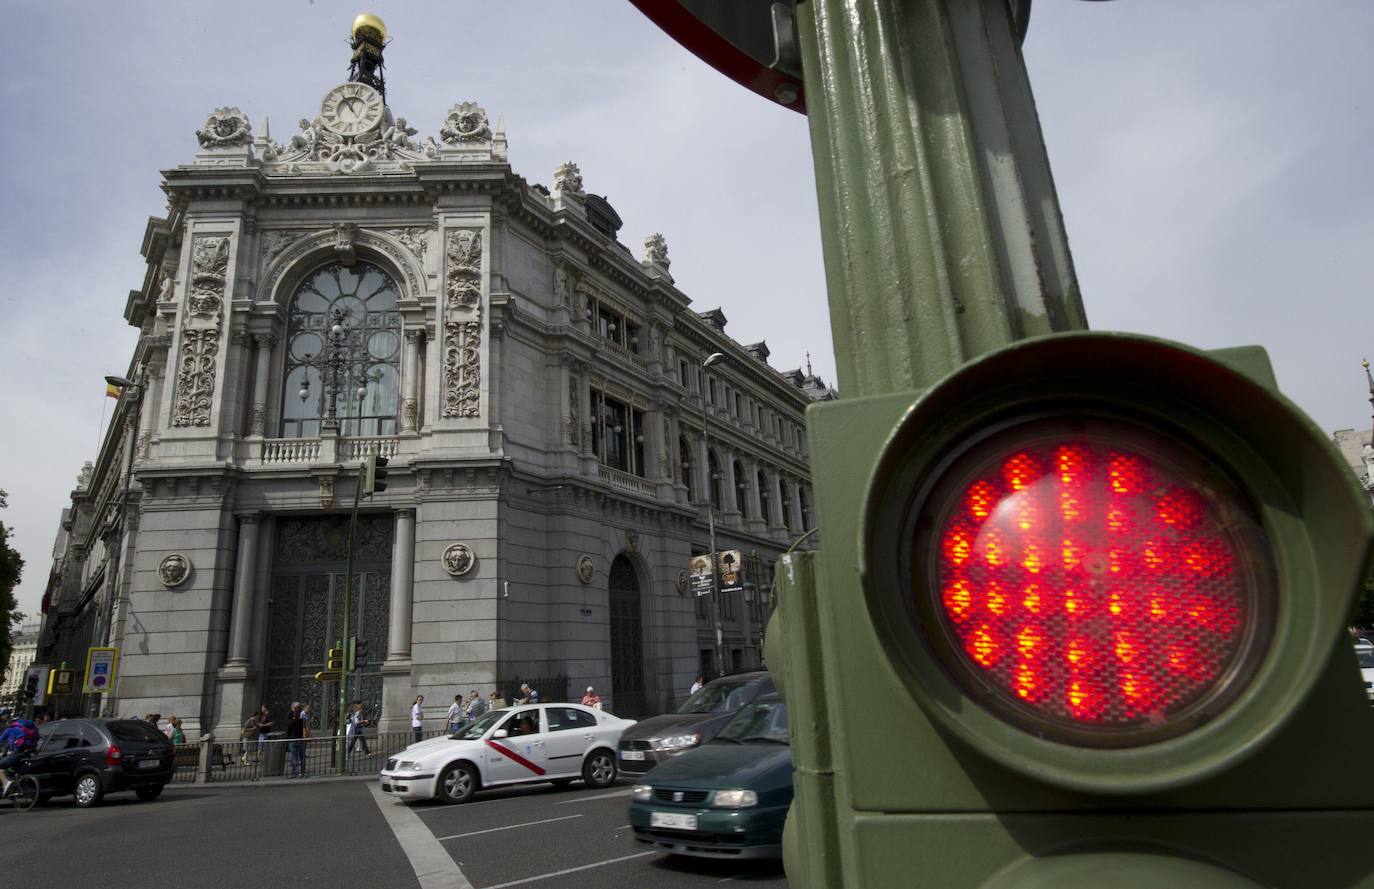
609;555;646;717
266;515;392;726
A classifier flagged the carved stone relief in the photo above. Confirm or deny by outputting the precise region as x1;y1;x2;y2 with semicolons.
196;107;252;149
262;230;308;268
172;237;229;427
554;162;584;196
158;553;191;588
442;543;476;577
644;233;670;269
388;228;430;263
439;102;492;144
442;230;484;419
576;554;595;585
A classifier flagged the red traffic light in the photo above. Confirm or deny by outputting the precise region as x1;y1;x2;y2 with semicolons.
923;418;1276;747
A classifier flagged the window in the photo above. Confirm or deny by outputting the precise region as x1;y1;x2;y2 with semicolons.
547;708;596;731
780;481;793;532
733;460;749;519
679;436;694;500
501;709;542;736
734;393;742;417
708;378;716;405
799;487;812;532
708;451;723;510
758;470;771;525
281;261;401;438
589;388;648;476
679;359;689;387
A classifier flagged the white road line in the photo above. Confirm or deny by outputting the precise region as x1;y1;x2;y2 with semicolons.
436;814;583;841
555;788;633;804
368;783;477;889
480;852;658;889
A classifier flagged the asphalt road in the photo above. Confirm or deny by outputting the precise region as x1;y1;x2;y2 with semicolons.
0;778;787;888
397;780;788;888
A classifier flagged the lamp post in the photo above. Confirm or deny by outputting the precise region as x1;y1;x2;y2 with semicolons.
700;352;727;677
93;371;145;716
298;309;368;434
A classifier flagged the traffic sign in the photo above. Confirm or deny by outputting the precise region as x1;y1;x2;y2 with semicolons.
82;648;118;695
314;671;341;683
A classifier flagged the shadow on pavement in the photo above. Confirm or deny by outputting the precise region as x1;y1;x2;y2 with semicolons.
648;854;786;881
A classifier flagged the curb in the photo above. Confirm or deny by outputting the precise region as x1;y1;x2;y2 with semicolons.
169;773;378;789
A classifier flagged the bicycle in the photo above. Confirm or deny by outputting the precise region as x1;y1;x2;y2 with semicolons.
3;774;40;812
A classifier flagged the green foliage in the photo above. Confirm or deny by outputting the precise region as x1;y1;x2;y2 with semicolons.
0;491;25;688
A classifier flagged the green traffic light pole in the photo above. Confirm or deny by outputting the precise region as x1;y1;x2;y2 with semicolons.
336;464;363;775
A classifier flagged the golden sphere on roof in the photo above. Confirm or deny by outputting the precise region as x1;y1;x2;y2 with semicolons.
352;13;387;42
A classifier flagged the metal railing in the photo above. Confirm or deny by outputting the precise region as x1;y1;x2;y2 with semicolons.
170;729;450;784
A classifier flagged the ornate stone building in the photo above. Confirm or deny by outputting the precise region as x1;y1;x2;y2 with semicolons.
38;29;827;734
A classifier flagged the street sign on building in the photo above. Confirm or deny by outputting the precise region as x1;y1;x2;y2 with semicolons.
82;647;118;695
47;668;76;696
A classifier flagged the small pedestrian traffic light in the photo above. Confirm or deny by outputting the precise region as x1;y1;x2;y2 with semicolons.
362;455;389;496
22;673;38;701
326;645;345;673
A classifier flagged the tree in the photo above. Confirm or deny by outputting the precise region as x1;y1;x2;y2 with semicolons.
0;491;25;687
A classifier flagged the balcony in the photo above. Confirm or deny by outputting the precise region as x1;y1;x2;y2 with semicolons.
598;465;656;499
258;436;399;466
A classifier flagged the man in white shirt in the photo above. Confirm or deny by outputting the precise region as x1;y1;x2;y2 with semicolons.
689;675;705;696
445;695;465;733
411;695;424;743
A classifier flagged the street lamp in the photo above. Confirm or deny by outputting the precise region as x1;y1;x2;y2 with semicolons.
701;351;727;677
94;371;145;715
297;309;367;434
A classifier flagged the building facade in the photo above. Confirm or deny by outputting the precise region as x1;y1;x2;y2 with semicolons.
38;45;826;735
1;622;42;704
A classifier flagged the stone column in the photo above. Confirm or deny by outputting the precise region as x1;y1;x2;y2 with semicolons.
786;477;806;533
225;514;260;666
386;508;416;663
248;333;275;437
746;458;767;534
767;469;786;533
402;329;421;433
722;448;741;521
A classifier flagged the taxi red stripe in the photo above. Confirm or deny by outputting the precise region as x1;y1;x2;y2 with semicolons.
484;739;546;776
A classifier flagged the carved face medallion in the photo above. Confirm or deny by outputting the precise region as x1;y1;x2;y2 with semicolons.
319;83;384;137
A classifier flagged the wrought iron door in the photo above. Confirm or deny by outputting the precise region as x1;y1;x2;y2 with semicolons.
609;555;646;717
265;515;392;725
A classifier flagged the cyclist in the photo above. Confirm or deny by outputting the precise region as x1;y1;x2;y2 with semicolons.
0;716;39;796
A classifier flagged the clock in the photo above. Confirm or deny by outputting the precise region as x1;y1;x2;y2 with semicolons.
319;83;384;137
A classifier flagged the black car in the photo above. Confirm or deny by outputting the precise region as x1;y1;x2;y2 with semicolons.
22;719;175;807
617;672;775;775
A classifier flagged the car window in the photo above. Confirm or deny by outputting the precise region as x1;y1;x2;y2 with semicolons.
79;724;104;748
1357;649;1374;668
677;680;757;715
501;709;542;736
547;708;596;732
715;699;789;745
108;720;169;744
42;723;82;751
455;710;505;740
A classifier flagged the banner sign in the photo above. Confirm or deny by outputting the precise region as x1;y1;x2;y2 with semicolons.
83;647;119;695
48;668;76;696
717;549;744;594
690;554;714;597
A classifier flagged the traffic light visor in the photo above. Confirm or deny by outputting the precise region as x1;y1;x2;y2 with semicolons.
921;416;1276;747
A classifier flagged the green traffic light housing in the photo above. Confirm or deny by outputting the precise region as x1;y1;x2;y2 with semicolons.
362;455;389;496
326;646;346;673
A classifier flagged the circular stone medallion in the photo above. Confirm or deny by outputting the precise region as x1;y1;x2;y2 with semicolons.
442;543;475;577
158;553;191;588
576;555;595;585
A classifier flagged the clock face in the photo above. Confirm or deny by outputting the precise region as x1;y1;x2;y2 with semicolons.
319;83;384;137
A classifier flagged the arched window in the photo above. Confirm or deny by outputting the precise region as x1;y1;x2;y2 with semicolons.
799;486;812;532
780;479;793;532
281;262;402;438
758;469;771;525
679;436;694;501
708;451;723;511
733;460;749;519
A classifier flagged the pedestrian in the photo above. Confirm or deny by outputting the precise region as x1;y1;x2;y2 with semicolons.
167;716;186;745
240;713;259;764
256;704;275;763
518;683;539;705
690;675;705;696
299;704;313;739
465;689;487;722
582;686;602;709
446;695;465;734
488;691;503;710
346;701;371;756
286;702;306;778
411;695;425;743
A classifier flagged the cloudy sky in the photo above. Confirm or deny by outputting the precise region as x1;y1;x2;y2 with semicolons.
2;1;1371;618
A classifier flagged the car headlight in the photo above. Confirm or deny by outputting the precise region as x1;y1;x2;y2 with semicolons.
655;733;701;751
631;784;653;801
712;789;758;808
396;761;419;771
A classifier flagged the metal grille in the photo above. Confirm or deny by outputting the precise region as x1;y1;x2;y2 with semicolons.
609;555;646;717
654;789;709;803
619;739;651;751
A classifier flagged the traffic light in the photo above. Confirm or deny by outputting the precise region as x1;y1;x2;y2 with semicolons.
768;333;1374;888
325;644;345;673
347;636;368;671
362;455;388;496
22;673;38;701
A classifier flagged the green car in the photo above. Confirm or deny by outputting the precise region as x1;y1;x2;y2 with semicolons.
628;694;791;859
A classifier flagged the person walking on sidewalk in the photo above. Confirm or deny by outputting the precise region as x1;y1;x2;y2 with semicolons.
346;701;371;756
411;695;425;743
240;713;259;764
465;690;487;723
446;695;465;734
286;703;306;778
256;704;275;763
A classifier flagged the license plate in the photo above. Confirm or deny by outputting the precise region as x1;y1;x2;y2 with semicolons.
137;760;161;769
620;750;646;761
650;811;697;830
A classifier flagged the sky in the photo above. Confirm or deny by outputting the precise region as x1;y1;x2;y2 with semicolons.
2;0;1371;619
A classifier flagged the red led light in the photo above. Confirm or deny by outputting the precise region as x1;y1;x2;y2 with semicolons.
929;430;1266;737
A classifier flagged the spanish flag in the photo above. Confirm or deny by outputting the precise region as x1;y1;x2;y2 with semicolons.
106;382;121;399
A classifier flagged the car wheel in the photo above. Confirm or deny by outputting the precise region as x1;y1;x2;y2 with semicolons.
135;784;165;801
582;749;617;788
74;773;105;808
437;763;477;804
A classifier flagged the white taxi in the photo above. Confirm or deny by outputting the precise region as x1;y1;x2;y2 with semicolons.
379;703;636;803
